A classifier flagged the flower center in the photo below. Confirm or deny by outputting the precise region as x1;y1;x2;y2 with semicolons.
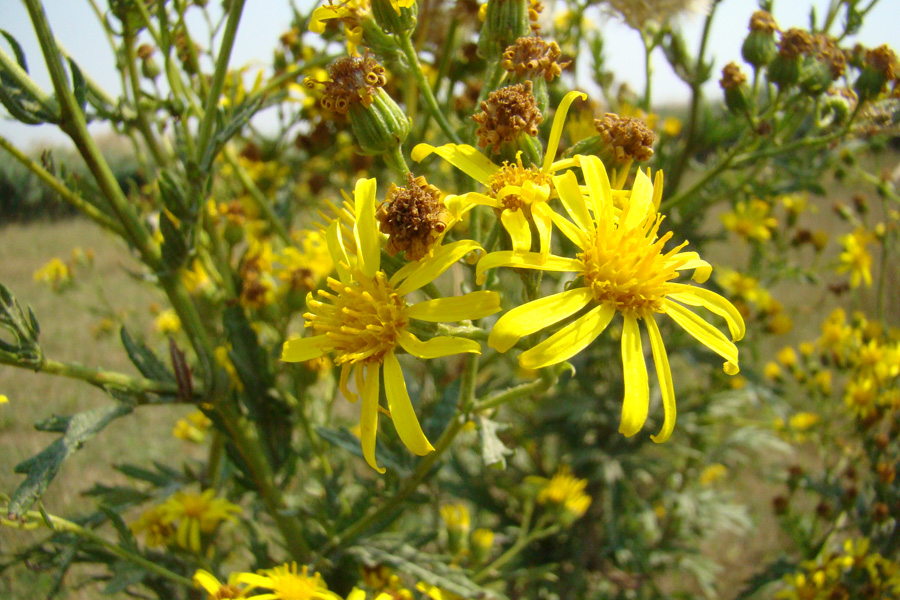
579;215;686;318
487;155;553;210
306;271;407;364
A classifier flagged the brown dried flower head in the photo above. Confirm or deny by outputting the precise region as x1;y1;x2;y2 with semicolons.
376;173;452;260
502;37;571;82
778;28;813;59
866;44;899;81
811;34;846;79
472;81;544;154
304;53;387;114
593;113;656;163
720;62;748;90
748;10;778;34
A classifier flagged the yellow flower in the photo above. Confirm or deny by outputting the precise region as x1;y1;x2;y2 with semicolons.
281;179;501;472
154;309;182;334
764;361;782;380
412;91;587;259
238;563;342;600
699;463;728;486
194;570;248;599
777;346;797;368
788;412;820;431
837;228;874;287
534;465;592;520
130;505;175;548
845;376;878;418
662;116;683;136
481;157;744;442
0;394;7;405
721;199;778;242
33;257;71;290
158;489;241;553
173;410;213;443
308;0;371;55
276;230;335;288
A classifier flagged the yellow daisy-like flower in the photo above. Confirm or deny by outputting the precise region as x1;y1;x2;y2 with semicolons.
157;489;242;553
130;505;175;548
412;91;587;259
154;309;182;334
720;199;778;242
534;465;592;519
238;563;342;600
480;156;744;442
837;228;874;288
0;394;8;405
308;0;373;56
194;569;248;599
281;179;501;472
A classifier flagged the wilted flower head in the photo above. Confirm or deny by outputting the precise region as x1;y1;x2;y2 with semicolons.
472;81;543;154
501;36;570;82
593;112;656;163
304;53;387;114
376;173;453;260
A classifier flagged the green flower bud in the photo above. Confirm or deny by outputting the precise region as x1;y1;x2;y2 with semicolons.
854;45;899;102
742;31;778;69
349;88;410;156
768;53;800;88
478;0;530;60
720;62;750;114
136;44;161;80
370;0;417;36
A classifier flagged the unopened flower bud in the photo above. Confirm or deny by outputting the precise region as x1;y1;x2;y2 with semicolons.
470;528;495;564
742;11;778;68
136;43;161;80
768;28;812;87
855;44;899;102
440;504;470;555
478;0;530;59
720;62;750;114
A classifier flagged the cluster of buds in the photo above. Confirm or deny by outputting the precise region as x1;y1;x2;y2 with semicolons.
478;0;531;59
501;36;570;112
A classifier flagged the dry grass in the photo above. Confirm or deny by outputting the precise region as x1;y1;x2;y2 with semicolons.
0;219;200;599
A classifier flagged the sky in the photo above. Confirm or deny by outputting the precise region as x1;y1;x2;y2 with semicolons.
1;0;897;149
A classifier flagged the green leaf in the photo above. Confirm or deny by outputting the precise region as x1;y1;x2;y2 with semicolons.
159;211;188;269
0;281;42;367
9;400;134;517
67;58;87;114
315;426;407;475
0;29;29;72
199;97;265;172
115;461;182;488
120;326;175;383
98;505;139;551
478;416;513;469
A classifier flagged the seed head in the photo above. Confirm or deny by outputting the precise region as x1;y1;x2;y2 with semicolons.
748;10;778;34
472;81;544;154
593;113;656;163
720;62;747;91
778;28;813;59
304;53;387;114
502;37;570;82
376;173;451;260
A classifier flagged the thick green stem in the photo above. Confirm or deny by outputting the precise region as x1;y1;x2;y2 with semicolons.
0;134;124;235
1;507;194;588
0;45;57;116
474;523;560;582
195;0;247;157
398;33;462;145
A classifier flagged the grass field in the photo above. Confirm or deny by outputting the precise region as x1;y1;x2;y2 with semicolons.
0;219;201;599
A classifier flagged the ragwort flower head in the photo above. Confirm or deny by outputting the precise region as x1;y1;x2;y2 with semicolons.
304;54;387;115
413;90;587;258
837;228;874;288
158;489;241;553
376;173;453;261
721;199;778;242
238;563;342;600
471;81;544;155
480;157;744;442
281;179;501;472
501;36;570;82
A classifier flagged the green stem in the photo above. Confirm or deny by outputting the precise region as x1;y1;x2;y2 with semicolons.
0;45;57;116
473;364;567;413
223;145;292;244
0;134;124;235
641;31;653;109
1;508;194;588
123;25;169;166
397;33;462;145
660;134;746;212
0;354;184;399
196;0;247;158
474;524;561;582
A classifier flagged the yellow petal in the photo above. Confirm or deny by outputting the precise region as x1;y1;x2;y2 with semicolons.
623;168;654;230
193;570;222;595
619;315;649;437
394;240;482;295
359;364;386;473
384;351;434;456
531;201;553;260
518;303;615;370
326;221;352;285
475;251;581;285
645;316;676;443
399;330;481;359
670;251;711;283
340;363;357;403
548;205;589;248
411;143;498;185
577;155;613;223
282;335;332;362
669;284;746;341
453;191;502;210
488;287;593;353
651;170;664;211
553;171;592;233
501;208;531;254
353;178;380;277
405;290;501;322
542;90;587;173
309;5;347;33
664;299;739;374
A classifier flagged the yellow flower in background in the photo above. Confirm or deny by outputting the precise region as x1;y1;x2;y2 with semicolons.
662;116;683;136
33;257;72;290
158;489;241;553
130;505;175;548
281;178;501;472
481;156;744;442
308;0;370;55
154;309;182;334
413;91;587;259
844;376;878;419
276;229;334;289
173;411;213;443
237;563;342;600
788;412;820;431
837;228;874;287
0;395;7;405
721;199;778;242
533;465;592;521
699;463;728;486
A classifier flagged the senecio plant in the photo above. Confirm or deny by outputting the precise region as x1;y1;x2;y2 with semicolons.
1;0;899;598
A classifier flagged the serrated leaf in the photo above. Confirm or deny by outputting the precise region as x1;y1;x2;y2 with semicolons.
478;416;513;469
98;505;139;551
9;400;134;517
120;326;175;383
0;281;42;366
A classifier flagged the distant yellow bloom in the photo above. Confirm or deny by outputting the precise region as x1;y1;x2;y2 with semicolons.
130;505;175;548
237;563;342;600
534;465;592;521
777;346;797;368
413;91;587;259
788;412;820;431
281;178;501;472
845;376;878;418
154;309;181;334
158;490;241;553
662;116;683;136
194;570;248;599
814;369;832;395
699;463;728;486
173;411;212;443
764;362;782;380
837;228;874;287
481;157;744;442
33;257;71;290
0;395;7;405
721;199;778;242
